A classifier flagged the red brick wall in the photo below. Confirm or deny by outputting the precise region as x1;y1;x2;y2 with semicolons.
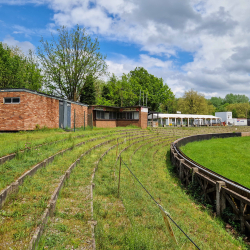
116;120;140;127
70;103;88;128
140;111;148;129
0;91;59;131
95;120;117;128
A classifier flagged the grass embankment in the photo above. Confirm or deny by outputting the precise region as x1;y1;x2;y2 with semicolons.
38;132;156;249
0;129;141;192
0;127;249;249
0;130;143;249
93;133;247;249
180;136;250;189
0;127;132;158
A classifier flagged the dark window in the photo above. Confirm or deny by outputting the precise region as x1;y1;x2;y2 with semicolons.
4;97;20;104
109;112;117;119
4;98;11;103
12;98;20;103
96;111;105;119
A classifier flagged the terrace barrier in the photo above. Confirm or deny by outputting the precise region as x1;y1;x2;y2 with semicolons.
170;132;250;234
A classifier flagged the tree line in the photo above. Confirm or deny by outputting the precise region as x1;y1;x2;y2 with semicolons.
1;25;249;118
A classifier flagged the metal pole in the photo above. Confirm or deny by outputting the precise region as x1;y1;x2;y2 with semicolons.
91;113;93;130
84;111;85;131
116;138;118;157
74;109;75;132
139;89;141;106
118;157;122;198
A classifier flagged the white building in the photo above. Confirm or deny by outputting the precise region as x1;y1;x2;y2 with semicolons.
215;112;247;126
148;113;221;127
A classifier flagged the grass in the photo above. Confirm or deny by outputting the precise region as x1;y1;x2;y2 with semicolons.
0;127;137;158
180;136;250;189
1;126;250;249
0;130;149;249
93;132;248;249
0;129;143;192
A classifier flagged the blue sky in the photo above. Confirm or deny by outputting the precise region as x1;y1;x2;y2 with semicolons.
1;0;250;98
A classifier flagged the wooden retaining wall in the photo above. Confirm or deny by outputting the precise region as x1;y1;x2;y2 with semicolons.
170;132;250;234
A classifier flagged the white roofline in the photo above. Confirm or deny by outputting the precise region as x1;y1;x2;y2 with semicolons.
148;113;221;119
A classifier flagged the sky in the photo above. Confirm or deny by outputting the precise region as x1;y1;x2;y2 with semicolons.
0;0;250;98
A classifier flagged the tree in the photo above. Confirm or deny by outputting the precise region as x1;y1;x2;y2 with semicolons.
224;93;249;104
99;68;174;110
80;74;96;105
129;67;174;111
226;103;250;118
177;89;215;114
0;43;43;90
37;25;107;101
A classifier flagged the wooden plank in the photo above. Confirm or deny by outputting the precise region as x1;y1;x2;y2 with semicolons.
196;172;216;186
225;193;239;215
222;187;250;206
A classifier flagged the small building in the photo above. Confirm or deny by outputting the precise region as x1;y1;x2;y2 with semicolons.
215;112;247;126
88;105;148;129
0;88;88;131
148;113;221;127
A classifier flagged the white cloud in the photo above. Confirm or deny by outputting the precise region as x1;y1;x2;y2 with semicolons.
2;35;35;54
2;0;250;98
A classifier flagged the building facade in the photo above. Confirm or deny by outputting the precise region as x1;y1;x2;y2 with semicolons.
0;89;88;131
88;105;148;129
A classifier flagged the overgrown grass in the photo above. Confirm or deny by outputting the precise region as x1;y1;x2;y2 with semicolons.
180;136;250;189
1;127;249;249
0;127;137;158
93;133;248;249
0;129;142;192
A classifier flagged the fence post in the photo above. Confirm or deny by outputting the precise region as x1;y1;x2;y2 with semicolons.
118;157;122;198
192;167;198;184
74;109;75;132
216;181;226;216
84;111;85;131
179;159;184;181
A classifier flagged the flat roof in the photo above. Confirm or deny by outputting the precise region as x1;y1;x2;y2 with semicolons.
0;88;88;106
89;105;148;108
148;113;221;119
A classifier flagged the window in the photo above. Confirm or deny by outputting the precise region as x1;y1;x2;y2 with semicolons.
4;97;20;104
133;112;139;119
96;111;105;119
109;112;117;119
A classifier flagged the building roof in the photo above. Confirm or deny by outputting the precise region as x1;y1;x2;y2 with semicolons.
89;105;148;109
148;113;221;119
0;88;88;106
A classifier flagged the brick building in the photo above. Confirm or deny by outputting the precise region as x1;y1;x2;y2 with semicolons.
88;105;148;129
0;89;88;131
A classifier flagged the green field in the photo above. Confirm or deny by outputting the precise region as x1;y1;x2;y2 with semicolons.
180;136;250;189
1;127;250;249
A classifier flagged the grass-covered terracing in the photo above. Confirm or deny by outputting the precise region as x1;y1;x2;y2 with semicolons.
1;126;250;249
180;136;250;189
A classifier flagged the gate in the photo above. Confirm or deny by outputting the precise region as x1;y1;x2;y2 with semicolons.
59;101;64;128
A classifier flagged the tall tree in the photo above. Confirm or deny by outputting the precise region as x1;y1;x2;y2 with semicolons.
226;103;250;118
37;25;107;101
177;89;215;114
0;43;43;90
80;74;96;105
224;93;249;104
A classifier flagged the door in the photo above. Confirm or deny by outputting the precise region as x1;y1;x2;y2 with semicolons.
59;101;64;128
67;103;71;128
